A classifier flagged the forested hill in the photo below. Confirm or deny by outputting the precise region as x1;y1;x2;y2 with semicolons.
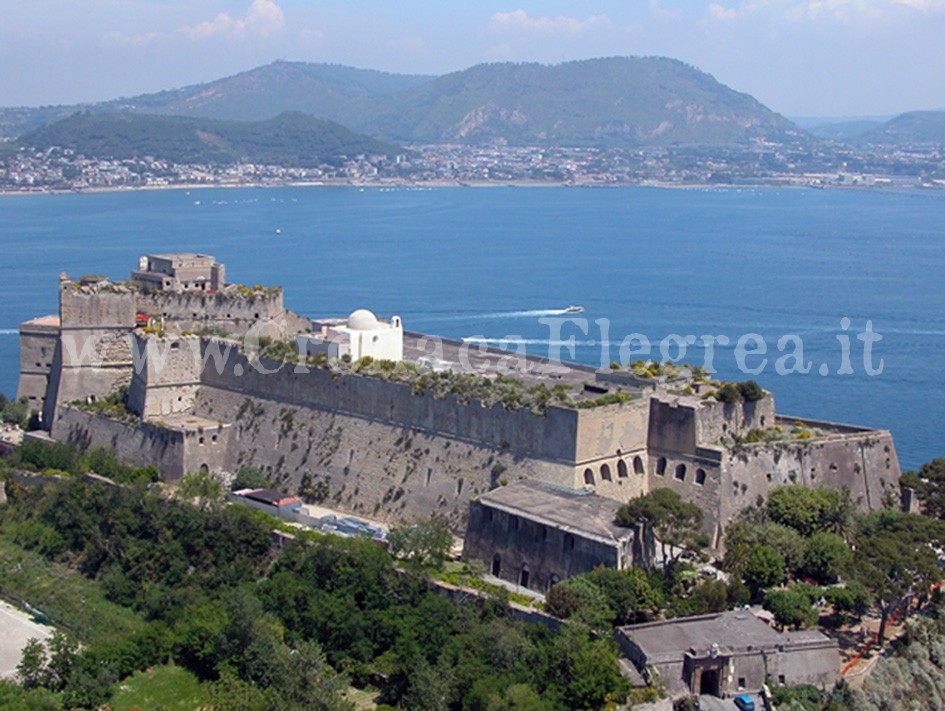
16;111;403;166
2;57;805;147
859;110;945;145
349;57;804;147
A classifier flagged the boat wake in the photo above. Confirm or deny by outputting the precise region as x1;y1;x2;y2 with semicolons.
462;337;615;347
439;308;576;322
0;329;17;335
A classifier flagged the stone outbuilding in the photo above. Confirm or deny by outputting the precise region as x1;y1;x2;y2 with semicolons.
462;480;653;592
616;611;839;699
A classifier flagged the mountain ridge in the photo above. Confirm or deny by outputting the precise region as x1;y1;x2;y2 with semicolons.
1;57;805;147
16;111;403;166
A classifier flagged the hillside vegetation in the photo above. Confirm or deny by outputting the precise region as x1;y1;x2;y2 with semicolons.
350;57;802;146
2;57;803;147
859;110;945;145
17;111;402;166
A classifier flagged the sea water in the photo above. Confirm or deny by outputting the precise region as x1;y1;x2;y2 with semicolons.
1;185;943;469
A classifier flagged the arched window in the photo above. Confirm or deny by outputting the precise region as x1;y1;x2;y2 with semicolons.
600;463;612;481
656;457;667;476
584;468;595;486
634;456;645;475
675;463;687;481
492;554;501;577
696;468;707;485
617;459;629;478
520;564;531;589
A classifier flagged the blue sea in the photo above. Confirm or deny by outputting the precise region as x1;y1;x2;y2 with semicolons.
1;185;943;470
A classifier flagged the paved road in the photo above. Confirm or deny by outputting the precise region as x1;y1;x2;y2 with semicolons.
0;600;54;679
697;694;761;711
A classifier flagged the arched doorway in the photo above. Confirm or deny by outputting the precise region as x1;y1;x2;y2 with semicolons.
491;553;501;577
699;668;720;696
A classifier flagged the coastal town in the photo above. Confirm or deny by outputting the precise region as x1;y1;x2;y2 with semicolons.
2;139;943;192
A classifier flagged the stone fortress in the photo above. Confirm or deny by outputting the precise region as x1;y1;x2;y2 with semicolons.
18;254;901;547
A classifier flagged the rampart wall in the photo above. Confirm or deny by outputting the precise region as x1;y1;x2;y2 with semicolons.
136;289;290;338
17;320;59;407
44;285;136;422
127;335;202;418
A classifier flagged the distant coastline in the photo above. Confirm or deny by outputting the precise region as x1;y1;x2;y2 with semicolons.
1;176;937;197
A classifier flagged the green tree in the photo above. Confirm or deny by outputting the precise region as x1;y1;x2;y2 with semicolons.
205;671;267;711
723;519;805;577
617;488;708;568
231;465;269;490
802;532;852;582
15;638;47;689
850;511;945;644
387;515;453;568
901;458;945;519
584;566;662;624
546;576;613;629
763;588;817;630
176;469;226;510
767;485;840;537
744;545;785;595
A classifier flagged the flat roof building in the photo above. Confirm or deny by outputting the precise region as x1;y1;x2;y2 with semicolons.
616;611;839;699
132;253;225;293
463;480;653;592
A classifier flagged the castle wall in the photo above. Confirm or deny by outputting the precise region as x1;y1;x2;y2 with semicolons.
197;343;583;464
194;384;575;526
696;395;776;443
135;289;289;339
127;335;202;419
17;318;59;409
717;427;900;531
45;284;136;422
50;407;228;482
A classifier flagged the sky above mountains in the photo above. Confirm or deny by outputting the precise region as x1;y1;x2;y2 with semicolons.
4;0;944;117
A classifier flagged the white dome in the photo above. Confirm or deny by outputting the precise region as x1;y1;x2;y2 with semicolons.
347;309;380;330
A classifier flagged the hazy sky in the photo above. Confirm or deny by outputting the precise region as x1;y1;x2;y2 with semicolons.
3;0;945;117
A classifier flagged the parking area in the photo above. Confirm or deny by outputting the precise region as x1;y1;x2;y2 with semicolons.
0;599;54;679
697;694;762;711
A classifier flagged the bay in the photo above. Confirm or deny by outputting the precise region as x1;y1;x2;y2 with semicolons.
1;185;943;470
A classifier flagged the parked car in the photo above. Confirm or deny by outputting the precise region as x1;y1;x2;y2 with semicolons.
734;695;755;711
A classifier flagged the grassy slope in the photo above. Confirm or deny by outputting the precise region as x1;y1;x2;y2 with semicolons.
110;665;208;711
0;532;145;645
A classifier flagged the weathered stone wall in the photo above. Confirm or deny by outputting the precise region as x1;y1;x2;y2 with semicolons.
195;383;575;526
45;285;136;423
127;335;202;418
696;395;776;443
718;424;900;530
197;343;584;464
51;407;185;479
49;407;228;482
136;289;289;338
463;499;624;592
17;321;59;408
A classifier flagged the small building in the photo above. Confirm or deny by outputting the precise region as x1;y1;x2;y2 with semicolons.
230;488;302;520
132;253;225;293
296;309;403;362
462;480;653;592
616;611;839;699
